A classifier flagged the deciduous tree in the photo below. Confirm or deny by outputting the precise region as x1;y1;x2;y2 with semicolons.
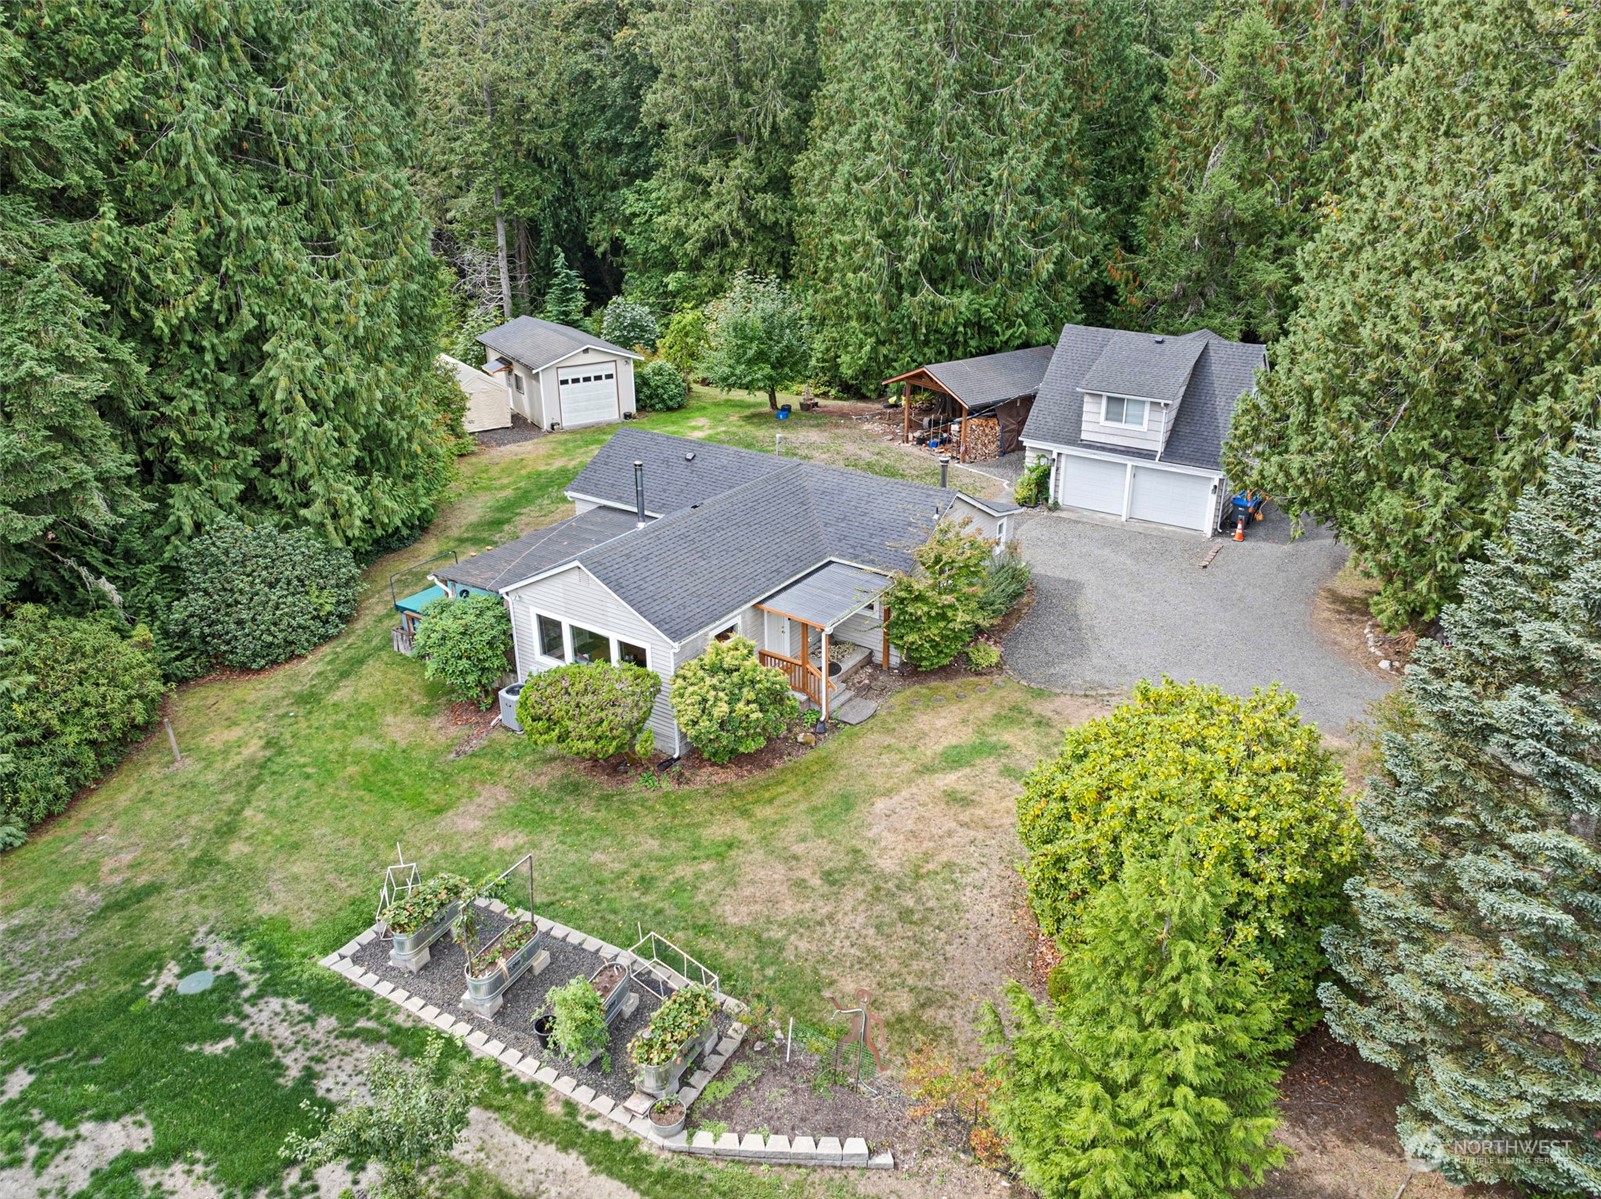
701;273;808;409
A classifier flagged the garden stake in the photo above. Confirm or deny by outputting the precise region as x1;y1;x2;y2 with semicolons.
163;717;181;765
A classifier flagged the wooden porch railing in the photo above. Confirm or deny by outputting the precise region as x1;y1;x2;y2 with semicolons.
392;624;416;656
758;649;822;703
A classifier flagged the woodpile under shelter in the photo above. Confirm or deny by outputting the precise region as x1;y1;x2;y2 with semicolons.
884;345;1055;463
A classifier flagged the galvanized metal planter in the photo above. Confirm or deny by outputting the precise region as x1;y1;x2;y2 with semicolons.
636;1019;717;1098
591;960;633;1026
648;1105;687;1138
460;921;546;1017
387;900;462;974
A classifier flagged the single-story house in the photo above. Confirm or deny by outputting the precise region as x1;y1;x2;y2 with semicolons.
440;353;512;433
409;427;1018;755
884;345;1055;462
478;316;641;431
1019;325;1267;535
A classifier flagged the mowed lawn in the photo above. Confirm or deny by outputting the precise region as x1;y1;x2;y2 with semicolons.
0;391;1076;1198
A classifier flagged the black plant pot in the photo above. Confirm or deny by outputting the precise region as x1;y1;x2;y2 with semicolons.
533;1013;555;1050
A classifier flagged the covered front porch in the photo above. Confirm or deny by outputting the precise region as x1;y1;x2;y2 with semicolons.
753;563;892;722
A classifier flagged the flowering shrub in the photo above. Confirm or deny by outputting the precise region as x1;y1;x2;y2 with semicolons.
378;873;471;936
516;662;660;760
1017;678;1357;1018
630;984;721;1067
669;636;796;764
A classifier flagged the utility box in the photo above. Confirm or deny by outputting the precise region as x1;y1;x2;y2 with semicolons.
499;682;524;733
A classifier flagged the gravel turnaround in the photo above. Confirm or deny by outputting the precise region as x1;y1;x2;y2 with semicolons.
350;913;728;1103
1004;505;1393;734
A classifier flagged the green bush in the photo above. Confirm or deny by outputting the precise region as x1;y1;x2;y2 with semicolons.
635;358;688;412
657;306;708;381
670;635;797;764
516;661;661;760
0;605;168;838
977;544;1031;626
1014;456;1051;507
1018;678;1357;1019
965;640;1002;670
600;297;659;350
165;520;359;674
411;594;512;708
885;519;995;669
991;847;1289;1199
548;976;610;1068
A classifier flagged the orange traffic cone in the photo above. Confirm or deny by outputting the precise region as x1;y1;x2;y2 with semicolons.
1234;517;1246;542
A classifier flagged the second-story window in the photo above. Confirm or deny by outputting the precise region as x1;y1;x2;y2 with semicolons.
1101;395;1148;429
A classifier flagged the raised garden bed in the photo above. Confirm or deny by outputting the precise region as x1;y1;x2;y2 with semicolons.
379;874;471;974
461;918;546;1016
630;983;722;1097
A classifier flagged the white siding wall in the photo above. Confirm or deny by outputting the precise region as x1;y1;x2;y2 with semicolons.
835;606;899;666
498;356;540;424
1077;392;1173;455
948;497;1009;543
538;347;637;429
503;566;681;754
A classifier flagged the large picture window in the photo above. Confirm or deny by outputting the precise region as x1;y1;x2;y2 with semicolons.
1101;395;1148;429
538;614;564;658
531;613;649;669
570;624;609;663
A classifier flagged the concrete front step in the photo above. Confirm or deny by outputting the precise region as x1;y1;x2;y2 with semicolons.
832;695;878;725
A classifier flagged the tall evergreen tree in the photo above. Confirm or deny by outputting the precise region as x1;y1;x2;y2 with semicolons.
631;0;820;303
992;846;1289;1199
1225;0;1601;628
1133;0;1414;342
794;0;1104;392
5;0;456;594
541;250;588;327
1319;434;1601;1195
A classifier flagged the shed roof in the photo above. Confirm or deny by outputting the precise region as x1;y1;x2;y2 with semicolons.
395;584;447;615
476;316;641;373
436;506;640;593
885;345;1055;411
756;563;890;630
1021;325;1266;470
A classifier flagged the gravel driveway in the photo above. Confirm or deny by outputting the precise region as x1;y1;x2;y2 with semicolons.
1004;505;1393;734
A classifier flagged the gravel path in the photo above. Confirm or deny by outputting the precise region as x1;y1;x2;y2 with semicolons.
1004;505;1393;734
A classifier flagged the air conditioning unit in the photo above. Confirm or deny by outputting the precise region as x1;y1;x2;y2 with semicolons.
499;682;524;733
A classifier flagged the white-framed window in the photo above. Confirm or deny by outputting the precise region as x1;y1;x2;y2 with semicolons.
1101;395;1148;430
512;372;525;393
531;612;650;669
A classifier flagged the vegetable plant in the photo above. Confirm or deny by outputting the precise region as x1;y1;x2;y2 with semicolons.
378;874;471;936
466;919;537;979
630;984;721;1067
549;976;610;1069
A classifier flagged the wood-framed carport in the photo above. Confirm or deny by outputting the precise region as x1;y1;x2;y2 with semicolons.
884;366;976;461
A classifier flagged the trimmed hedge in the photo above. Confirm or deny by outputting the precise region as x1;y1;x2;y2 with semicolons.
412;595;512;708
0;605;168;840
670;635;797;763
635;358;688;412
165;520;359;674
1018;678;1357;1019
515;661;660;760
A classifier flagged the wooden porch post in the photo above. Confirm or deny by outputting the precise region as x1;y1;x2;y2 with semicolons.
880;605;890;666
957;401;969;463
902;383;911;444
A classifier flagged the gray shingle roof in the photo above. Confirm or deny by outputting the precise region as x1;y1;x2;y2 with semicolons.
1021;325;1267;471
1078;331;1207;404
436;506;640;592
759;563;891;629
476;316;640;371
914;345;1056;410
565;427;788;515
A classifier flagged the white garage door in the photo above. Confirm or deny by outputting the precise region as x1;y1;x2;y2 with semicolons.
557;362;619;427
1129;466;1213;530
1057;454;1127;515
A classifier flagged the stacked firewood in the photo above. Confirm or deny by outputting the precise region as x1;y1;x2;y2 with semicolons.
963;417;1001;461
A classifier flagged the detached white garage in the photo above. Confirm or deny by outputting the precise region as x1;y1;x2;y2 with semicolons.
477;316;640;432
1050;451;1223;534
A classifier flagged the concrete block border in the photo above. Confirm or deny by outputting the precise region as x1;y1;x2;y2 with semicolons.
325;921;894;1170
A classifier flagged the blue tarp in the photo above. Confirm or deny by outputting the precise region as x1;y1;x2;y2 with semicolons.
395;584;447;615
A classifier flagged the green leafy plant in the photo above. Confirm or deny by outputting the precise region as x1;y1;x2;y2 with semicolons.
990;846;1289;1198
549;976;610;1068
0;607;167;837
696;1062;754;1106
516;661;661;760
600;297;658;350
650;1093;684;1117
656;306;709;382
885;519;995;669
165;520;359;675
669;635;797;764
977;545;1031;626
964;640;1001;671
700;272;809;409
411;594;512;708
378;874;472;937
635;358;688;412
630;984;721;1067
281;1035;478;1199
1017;678;1356;1019
1014;457;1052;507
466;919;537;979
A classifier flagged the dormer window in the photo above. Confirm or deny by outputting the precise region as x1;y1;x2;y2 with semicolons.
1101;395;1148;430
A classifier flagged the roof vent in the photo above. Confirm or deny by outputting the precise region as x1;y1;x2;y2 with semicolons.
1153;336;1165;344
684;451;696;461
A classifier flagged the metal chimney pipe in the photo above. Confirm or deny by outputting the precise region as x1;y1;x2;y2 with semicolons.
939;454;950;488
634;460;646;524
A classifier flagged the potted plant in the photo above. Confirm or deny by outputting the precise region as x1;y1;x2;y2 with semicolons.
532;1008;556;1050
589;960;633;1025
379;873;471;973
649;1093;686;1137
461;918;545;1014
549;976;611;1070
629;983;722;1097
